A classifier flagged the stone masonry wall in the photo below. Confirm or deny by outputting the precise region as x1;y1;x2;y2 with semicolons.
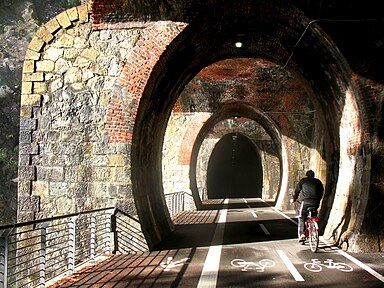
18;4;186;221
163;111;280;202
163;112;210;200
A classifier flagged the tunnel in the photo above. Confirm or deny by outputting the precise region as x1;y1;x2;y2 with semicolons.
17;0;382;254
131;1;370;249
207;132;263;199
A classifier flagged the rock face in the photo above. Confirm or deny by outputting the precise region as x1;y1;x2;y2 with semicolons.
0;0;82;225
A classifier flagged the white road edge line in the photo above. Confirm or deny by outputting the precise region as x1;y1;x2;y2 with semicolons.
259;223;270;235
337;250;384;283
197;198;229;288
260;199;298;225
276;250;305;282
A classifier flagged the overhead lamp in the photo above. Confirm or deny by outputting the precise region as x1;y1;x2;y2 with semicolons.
235;42;243;48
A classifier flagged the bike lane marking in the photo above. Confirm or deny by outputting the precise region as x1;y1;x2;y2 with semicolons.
243;198;259;219
303;258;353;273
259;224;270;235
337;250;384;283
197;198;229;288
260;199;298;225
276;250;305;281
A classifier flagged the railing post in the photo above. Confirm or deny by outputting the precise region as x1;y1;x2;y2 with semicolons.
39;224;47;287
68;216;77;274
0;229;10;288
104;212;111;254
110;214;117;254
90;213;96;259
173;193;177;215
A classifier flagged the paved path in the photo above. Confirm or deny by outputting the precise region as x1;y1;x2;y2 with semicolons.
49;198;384;287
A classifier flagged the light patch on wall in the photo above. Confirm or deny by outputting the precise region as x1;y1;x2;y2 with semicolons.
340;89;362;149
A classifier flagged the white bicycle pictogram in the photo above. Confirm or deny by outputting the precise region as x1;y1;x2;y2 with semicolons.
160;257;189;271
304;258;353;273
231;258;275;272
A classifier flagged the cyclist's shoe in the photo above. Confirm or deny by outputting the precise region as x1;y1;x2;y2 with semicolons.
299;234;306;242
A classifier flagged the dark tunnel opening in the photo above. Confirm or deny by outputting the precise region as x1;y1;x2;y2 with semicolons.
207;133;263;199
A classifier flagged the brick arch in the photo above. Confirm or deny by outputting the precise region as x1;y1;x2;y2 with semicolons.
105;23;188;143
131;0;369;249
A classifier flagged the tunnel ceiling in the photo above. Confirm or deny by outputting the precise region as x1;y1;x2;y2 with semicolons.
175;58;317;148
92;0;384;84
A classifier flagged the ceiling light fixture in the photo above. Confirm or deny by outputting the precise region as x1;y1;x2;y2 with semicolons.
235;42;243;48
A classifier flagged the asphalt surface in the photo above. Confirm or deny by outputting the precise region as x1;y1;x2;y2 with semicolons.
50;198;384;287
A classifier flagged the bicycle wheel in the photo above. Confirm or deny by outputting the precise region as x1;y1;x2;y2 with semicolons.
308;221;319;253
259;259;275;268
231;259;246;268
335;262;353;272
304;262;322;272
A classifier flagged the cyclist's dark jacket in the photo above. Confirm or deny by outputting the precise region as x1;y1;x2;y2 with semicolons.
293;176;324;205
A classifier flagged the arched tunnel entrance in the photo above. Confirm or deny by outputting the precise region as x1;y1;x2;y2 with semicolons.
131;0;370;250
207;133;263;199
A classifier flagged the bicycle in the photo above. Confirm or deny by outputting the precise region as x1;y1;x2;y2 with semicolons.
293;200;320;252
304;206;320;252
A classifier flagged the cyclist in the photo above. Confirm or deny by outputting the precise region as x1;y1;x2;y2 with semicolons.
291;170;324;242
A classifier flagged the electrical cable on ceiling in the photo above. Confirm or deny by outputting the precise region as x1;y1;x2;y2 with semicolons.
283;17;384;69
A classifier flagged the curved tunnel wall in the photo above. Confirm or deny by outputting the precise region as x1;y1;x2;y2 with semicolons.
132;1;369;249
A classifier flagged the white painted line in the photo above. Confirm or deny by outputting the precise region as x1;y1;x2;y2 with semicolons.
276;250;305;282
197;199;228;288
272;207;298;225
243;198;251;208
218;198;229;222
259;224;270;235
260;199;298;225
251;211;258;218
337;250;384;283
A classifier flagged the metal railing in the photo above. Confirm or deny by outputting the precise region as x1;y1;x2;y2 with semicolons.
0;191;194;288
165;191;195;217
0;207;148;288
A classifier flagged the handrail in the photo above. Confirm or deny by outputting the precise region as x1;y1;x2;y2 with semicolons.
113;208;140;223
0;207;115;231
0;191;194;287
